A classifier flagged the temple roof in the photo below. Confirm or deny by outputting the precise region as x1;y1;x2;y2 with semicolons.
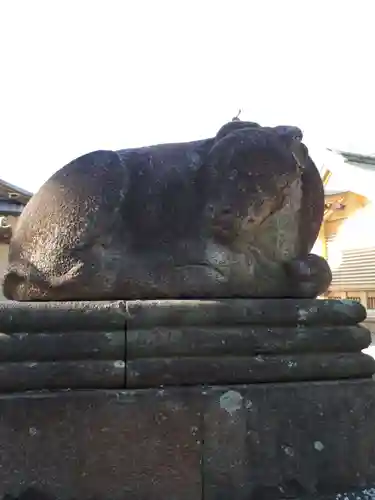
323;149;375;199
0;179;32;216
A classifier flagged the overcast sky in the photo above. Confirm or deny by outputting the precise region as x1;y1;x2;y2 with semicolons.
1;1;374;192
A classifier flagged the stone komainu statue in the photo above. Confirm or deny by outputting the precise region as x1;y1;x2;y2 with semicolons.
3;120;331;301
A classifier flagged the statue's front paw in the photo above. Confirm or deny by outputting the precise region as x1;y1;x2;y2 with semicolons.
285;254;332;298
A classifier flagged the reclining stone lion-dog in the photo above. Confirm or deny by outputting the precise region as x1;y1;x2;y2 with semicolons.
3;120;332;301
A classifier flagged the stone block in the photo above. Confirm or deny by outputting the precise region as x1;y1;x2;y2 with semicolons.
0;298;372;498
0;390;202;500
203;380;375;499
0;381;374;499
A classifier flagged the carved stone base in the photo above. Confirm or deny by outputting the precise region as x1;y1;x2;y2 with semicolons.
0;298;373;499
0;382;374;500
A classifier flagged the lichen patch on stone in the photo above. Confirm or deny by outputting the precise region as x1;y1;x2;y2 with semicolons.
219;390;243;415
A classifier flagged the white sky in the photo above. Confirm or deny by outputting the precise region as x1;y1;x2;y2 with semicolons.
0;1;374;192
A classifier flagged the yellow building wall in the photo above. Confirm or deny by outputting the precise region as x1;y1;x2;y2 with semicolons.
322;193;375;306
0;243;9;300
324;192;368;243
0;215;19;301
325;199;375;255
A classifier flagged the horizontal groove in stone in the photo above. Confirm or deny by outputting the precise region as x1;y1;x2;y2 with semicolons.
127;353;375;388
0;301;127;331
124;299;366;327
0;331;125;361
127;325;371;358
0;299;366;332
0;360;125;391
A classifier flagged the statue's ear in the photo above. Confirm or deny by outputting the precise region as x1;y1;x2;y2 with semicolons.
215;121;260;142
298;155;325;256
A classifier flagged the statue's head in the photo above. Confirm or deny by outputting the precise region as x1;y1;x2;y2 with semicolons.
204;121;313;243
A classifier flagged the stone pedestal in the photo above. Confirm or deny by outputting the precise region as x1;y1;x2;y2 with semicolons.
0;299;374;500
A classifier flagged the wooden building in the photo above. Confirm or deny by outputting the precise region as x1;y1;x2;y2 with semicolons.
0;179;32;299
317;150;375;311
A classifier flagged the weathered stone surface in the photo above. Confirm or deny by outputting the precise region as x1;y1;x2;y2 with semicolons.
0;381;373;499
0;301;127;332
1;349;372;391
0;298;365;332
4;121;330;301
0;299;368;389
0;331;124;361
125;298;366;327
0;390;202;500
127;324;371;358
127;353;375;388
0;361;125;391
203;380;375;499
4;486;375;500
0;297;368;498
